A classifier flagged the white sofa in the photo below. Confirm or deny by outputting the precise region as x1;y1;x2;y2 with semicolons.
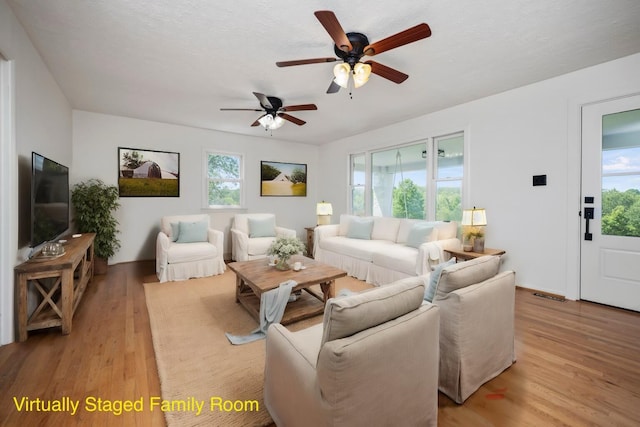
314;214;461;285
156;214;226;283
230;213;296;261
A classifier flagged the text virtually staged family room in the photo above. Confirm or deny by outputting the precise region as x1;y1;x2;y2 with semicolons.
1;1;640;426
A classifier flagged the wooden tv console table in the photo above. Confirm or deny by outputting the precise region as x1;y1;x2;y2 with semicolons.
14;233;95;341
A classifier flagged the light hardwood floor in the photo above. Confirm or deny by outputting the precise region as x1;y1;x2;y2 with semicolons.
1;261;639;426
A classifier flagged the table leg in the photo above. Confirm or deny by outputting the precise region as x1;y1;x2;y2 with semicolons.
320;280;335;303
61;269;73;335
17;274;27;342
235;275;242;303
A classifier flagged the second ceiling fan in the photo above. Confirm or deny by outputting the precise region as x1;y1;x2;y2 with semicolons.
276;10;431;94
220;92;317;130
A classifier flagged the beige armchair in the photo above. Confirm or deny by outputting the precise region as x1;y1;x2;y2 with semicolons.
230;213;296;261
432;255;516;403
264;278;440;427
156;214;225;283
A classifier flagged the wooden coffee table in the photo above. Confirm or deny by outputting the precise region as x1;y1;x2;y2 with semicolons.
227;254;347;325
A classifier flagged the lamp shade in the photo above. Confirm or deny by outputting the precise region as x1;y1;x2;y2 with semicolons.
333;62;372;89
316;202;333;225
316;202;333;216
352;62;371;88
461;208;487;226
333;63;350;88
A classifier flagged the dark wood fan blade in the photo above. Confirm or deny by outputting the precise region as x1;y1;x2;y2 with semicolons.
220;108;263;111
251;114;266;127
314;10;352;52
364;23;431;56
278;113;306;126
327;80;341;94
253;92;273;109
281;104;317;112
365;60;409;84
276;57;338;67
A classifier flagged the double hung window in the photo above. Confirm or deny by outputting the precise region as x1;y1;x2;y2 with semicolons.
204;151;243;209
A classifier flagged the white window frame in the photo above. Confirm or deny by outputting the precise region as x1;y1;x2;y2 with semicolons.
430;131;465;221
348;152;367;215
202;149;245;210
0;53;16;344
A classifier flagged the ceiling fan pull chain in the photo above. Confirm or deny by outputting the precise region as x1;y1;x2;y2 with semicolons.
349;70;354;99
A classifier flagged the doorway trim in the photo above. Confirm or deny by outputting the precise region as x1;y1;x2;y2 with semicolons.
566;90;640;301
0;52;16;345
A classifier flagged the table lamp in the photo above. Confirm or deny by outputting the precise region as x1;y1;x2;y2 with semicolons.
461;207;487;252
316;202;333;225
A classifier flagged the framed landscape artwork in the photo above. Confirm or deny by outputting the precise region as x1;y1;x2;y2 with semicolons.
260;161;307;197
118;147;180;197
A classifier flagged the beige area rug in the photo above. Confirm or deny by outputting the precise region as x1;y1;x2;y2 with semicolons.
144;269;371;427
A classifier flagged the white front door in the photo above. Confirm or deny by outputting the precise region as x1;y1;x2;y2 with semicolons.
580;95;640;312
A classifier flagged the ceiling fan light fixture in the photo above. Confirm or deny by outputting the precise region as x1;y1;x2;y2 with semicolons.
258;114;285;130
333;63;350;88
353;62;371;88
273;115;285;129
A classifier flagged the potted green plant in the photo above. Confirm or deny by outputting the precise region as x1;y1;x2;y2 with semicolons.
71;179;121;274
464;228;485;253
267;236;306;270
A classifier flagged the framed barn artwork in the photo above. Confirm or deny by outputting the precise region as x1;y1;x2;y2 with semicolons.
260;161;307;197
118;147;180;197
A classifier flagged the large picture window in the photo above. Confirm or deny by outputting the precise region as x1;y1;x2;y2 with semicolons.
349;132;464;221
372;143;426;218
204;151;243;209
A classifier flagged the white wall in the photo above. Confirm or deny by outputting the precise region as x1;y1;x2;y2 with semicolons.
318;53;640;298
72;111;320;264
0;0;72;344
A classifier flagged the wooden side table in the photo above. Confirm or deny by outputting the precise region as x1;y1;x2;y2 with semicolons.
304;227;316;258
14;233;95;341
444;247;505;262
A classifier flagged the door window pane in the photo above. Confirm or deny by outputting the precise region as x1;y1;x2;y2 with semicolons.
601;109;640;237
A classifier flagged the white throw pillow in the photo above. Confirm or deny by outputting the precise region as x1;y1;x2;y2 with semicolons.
248;217;276;238
346;217;374;240
406;223;436;248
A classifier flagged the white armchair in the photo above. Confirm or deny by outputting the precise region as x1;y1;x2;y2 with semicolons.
230;213;296;261
264;278;440;426
156;214;225;283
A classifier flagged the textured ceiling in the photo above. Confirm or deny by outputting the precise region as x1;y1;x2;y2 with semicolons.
7;0;640;145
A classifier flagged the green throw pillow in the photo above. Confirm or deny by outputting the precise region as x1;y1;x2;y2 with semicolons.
346;218;374;240
424;257;456;302
248;217;276;238
406;223;435;248
176;220;208;243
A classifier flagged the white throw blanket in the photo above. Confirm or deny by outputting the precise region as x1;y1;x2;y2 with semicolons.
225;280;296;345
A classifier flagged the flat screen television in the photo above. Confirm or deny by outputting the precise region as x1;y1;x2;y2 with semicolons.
31;152;70;248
